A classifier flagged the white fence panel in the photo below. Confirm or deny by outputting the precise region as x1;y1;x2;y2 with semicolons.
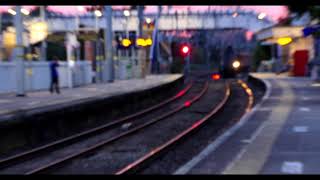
0;61;92;93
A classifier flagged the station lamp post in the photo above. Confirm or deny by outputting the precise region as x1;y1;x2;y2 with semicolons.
14;6;25;96
8;7;30;96
94;9;102;82
104;6;114;82
40;6;47;61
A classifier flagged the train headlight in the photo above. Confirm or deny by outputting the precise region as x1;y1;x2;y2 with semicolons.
232;60;241;69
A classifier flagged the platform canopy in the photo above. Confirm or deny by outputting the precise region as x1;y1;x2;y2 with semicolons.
256;26;305;44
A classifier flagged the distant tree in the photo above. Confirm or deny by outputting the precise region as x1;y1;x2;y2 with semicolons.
252;43;271;71
288;5;320;22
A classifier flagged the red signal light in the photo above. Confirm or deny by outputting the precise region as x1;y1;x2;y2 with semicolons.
182;46;189;54
180;45;190;56
212;74;221;80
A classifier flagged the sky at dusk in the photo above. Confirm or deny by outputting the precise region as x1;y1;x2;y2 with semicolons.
0;6;288;22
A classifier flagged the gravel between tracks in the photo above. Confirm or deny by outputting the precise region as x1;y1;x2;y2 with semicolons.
49;81;226;174
137;79;265;174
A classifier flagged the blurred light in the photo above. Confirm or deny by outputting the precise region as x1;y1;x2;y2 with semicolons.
212;74;221;80
136;38;152;47
184;101;191;107
277;37;292;46
77;6;85;12
232;12;238;18
246;31;254;41
29;22;48;44
145;17;152;24
136;38;146;46
232;60;241;69
21;8;30;15
121;38;131;47
258;12;266;20
8;9;16;15
94;10;102;17
181;45;190;55
68;60;75;68
145;38;152;46
311;83;320;87
124;10;130;17
175;90;186;98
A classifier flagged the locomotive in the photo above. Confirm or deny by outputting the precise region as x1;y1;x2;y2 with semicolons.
219;52;250;78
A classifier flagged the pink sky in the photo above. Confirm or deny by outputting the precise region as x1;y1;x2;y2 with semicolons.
0;6;288;22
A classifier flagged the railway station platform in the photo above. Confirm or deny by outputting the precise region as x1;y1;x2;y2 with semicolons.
0;74;183;122
175;73;320;174
0;74;183;154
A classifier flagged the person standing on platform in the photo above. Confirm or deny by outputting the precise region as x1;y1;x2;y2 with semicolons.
49;56;60;94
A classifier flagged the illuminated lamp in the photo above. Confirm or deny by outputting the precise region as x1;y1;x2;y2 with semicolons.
121;39;132;47
212;74;221;80
145;38;152;46
232;60;241;69
277;37;292;46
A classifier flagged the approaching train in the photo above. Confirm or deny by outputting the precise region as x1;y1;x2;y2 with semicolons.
219;52;250;78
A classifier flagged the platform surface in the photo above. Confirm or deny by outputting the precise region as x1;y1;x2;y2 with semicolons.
0;74;182;118
175;73;320;174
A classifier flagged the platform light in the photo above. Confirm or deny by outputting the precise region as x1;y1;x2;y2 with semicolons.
94;10;102;17
21;8;30;15
232;60;241;69
136;38;152;47
136;38;146;46
121;38;131;47
277;37;292;46
145;38;152;46
258;12;266;20
77;6;85;12
145;17;152;24
124;10;130;17
232;12;238;18
8;9;16;15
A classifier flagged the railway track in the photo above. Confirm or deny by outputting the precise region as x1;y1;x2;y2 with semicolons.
134;79;255;174
115;81;231;174
46;79;227;174
0;79;207;174
0;77;254;175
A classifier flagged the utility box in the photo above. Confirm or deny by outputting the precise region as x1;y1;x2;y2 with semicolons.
293;50;309;76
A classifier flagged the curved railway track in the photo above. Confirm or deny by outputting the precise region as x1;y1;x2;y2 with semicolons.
116;79;254;174
0;77;255;175
0;79;208;174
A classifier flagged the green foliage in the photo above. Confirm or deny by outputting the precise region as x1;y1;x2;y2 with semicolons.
252;43;270;71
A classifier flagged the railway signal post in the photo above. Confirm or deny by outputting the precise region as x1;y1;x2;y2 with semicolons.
181;44;191;76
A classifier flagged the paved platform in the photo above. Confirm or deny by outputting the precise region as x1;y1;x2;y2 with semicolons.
175;73;320;174
0;74;182;120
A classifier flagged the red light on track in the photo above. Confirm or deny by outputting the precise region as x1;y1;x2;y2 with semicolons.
212;74;221;80
175;90;186;98
184;101;191;107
